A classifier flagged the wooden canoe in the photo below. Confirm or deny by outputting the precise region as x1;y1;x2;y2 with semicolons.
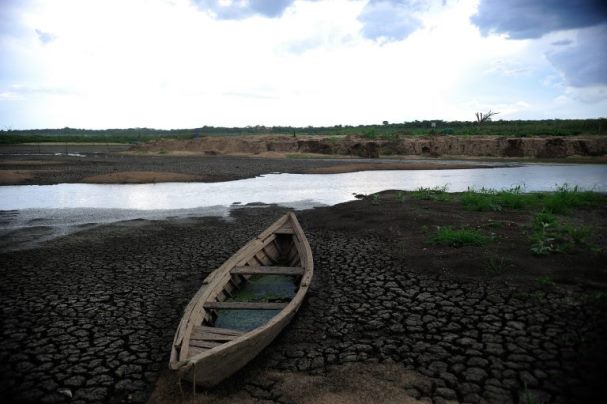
169;212;313;387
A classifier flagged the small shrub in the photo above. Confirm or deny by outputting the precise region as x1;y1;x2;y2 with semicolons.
396;191;405;202
429;226;490;247
533;210;556;229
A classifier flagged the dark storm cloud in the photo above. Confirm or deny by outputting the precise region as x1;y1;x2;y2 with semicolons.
471;0;607;39
191;0;295;19
358;0;423;41
551;39;573;46
547;24;607;87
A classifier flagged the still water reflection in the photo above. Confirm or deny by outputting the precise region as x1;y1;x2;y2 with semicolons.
1;164;605;211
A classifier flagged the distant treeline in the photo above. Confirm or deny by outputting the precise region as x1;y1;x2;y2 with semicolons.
1;119;605;144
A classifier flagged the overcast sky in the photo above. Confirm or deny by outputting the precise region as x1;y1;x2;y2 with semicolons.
1;0;606;129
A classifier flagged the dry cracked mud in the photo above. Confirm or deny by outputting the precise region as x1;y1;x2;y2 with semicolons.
1;204;606;404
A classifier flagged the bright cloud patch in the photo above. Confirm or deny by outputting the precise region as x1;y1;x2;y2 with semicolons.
191;0;295;19
358;0;423;41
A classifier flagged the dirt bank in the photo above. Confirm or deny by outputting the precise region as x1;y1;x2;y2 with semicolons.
132;134;607;159
0;144;504;185
1;195;606;403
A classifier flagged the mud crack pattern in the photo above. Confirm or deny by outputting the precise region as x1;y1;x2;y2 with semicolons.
1;208;606;403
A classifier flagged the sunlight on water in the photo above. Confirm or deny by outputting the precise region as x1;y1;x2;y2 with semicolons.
0;164;605;211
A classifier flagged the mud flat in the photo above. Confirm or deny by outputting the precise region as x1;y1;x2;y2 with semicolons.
1;193;606;403
0;144;505;185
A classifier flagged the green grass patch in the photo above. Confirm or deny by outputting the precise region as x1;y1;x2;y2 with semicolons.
460;185;539;211
411;185;450;201
458;184;602;214
428;226;490;247
530;211;596;256
542;184;602;214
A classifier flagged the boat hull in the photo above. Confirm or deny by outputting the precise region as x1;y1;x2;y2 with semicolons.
169;212;313;387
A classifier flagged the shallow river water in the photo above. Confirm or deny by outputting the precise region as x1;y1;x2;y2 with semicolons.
0;163;605;250
1;164;606;211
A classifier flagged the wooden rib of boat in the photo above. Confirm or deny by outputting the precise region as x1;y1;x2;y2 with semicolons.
169;212;313;387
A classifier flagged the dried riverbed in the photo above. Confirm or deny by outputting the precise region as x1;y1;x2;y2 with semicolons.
1;194;606;403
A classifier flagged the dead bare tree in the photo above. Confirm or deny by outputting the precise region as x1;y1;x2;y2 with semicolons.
475;110;499;127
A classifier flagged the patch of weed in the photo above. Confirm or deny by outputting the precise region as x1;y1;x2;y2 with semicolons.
371;193;380;205
485;256;509;273
533;210;556;229
412;185;450;201
536;275;556;287
460;186;538;211
543;184;601;214
396;191;405;203
530;212;595;256
428;226;490;247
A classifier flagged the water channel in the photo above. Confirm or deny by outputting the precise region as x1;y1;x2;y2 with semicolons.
1;163;605;251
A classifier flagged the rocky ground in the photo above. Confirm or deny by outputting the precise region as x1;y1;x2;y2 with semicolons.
1;194;606;403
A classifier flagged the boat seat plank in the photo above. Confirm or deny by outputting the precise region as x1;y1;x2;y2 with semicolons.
275;226;295;234
204;301;288;310
194;325;243;336
192;332;237;342
231;266;304;276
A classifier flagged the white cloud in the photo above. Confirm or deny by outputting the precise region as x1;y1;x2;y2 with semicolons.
0;0;605;129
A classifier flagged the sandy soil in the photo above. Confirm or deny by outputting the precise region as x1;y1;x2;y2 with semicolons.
81;171;210;184
149;363;436;404
0;170;35;184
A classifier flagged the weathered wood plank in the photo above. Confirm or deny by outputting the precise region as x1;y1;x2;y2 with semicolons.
194;325;244;336
192;332;237;342
276;226;295;234
187;346;208;358
231;266;304;275
203;301;288;310
190;339;222;349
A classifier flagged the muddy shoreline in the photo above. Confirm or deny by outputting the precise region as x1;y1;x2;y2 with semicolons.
1;193;606;403
1;143;603;186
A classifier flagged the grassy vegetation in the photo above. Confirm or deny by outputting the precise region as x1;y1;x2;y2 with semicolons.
2;118;605;144
411;185;450;201
529;211;596;256
429;226;490;247
461;185;536;211
406;185;603;256
460;184;602;213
